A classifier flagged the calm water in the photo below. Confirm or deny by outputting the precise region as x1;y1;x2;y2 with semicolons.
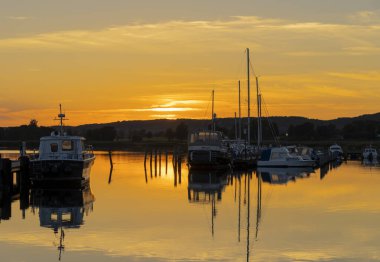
1;151;380;262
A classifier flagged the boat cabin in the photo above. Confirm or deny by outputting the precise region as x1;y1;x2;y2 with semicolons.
364;148;377;154
189;131;223;146
260;147;298;161
38;132;90;161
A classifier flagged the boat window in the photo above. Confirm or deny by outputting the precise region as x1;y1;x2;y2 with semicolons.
50;143;58;152
271;152;280;159
190;132;220;143
62;140;74;151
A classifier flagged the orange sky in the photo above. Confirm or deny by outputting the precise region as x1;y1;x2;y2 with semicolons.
1;1;379;126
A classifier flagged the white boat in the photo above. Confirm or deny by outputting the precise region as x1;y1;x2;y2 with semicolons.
257;147;315;167
329;144;343;158
30;105;95;185
363;146;378;160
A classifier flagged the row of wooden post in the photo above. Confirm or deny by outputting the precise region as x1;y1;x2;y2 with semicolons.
144;149;183;185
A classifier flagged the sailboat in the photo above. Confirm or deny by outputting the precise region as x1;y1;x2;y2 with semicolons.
30;105;96;185
187;90;232;169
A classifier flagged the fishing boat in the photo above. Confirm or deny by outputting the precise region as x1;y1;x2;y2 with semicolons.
30;105;95;185
187;90;232;169
363;146;378;161
257;147;316;167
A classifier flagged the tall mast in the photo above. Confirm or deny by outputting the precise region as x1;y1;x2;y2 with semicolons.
211;90;215;131
234;112;237;140
247;48;251;144
238;80;242;140
256;77;262;149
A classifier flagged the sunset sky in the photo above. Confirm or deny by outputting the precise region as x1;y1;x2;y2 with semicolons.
1;0;379;126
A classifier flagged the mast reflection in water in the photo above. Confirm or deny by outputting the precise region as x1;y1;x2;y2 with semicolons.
30;186;95;260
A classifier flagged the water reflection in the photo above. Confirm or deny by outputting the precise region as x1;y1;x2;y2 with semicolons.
30;186;95;260
2;152;380;261
320;160;343;180
362;159;379;167
257;167;314;185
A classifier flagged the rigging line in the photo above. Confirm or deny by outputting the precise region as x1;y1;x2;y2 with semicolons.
261;95;280;145
249;56;258;78
203;91;213;119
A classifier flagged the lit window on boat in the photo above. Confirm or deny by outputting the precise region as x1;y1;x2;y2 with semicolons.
62;213;72;222
51;143;58;152
62;140;74;151
51;213;58;221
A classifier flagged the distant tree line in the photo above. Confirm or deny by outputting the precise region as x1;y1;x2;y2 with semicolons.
1;119;379;142
286;120;380;141
0;119;53;141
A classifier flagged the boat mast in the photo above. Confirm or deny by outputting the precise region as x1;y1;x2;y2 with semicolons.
212;90;215;131
247;48;251;144
238;80;242;140
256;77;262;149
234;112;237;140
58;104;66;135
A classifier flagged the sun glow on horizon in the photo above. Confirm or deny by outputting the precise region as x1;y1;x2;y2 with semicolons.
0;2;379;126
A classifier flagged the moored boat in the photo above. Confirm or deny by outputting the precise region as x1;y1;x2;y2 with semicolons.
30;105;95;185
188;130;231;170
257;147;315;167
329;144;344;159
363;146;378;161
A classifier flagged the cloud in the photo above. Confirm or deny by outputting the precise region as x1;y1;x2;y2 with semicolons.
0;15;378;56
7;16;31;21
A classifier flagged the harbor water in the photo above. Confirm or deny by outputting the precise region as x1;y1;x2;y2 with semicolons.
0;151;380;261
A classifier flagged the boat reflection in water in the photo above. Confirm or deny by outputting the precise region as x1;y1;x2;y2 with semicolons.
187;168;230;236
257;167;314;185
30;186;95;260
362;159;379;167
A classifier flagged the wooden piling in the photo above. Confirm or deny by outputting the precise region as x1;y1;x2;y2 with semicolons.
0;158;12;191
150;150;153;178
159;150;161;176
108;151;113;169
144;150;148;168
165;150;168;175
154;149;157;177
178;155;182;184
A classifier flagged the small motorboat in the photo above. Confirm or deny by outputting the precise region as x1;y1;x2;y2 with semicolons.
363;146;378;161
329;144;344;159
257;147;315;167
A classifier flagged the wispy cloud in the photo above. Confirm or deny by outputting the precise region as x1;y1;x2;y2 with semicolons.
7;16;31;21
0;15;378;56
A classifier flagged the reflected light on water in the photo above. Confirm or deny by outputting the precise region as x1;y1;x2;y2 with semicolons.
0;151;380;261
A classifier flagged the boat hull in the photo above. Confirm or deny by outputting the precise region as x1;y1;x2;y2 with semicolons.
29;157;95;185
363;152;378;160
188;149;231;170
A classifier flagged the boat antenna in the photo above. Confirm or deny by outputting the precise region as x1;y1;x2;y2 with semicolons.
54;104;68;135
